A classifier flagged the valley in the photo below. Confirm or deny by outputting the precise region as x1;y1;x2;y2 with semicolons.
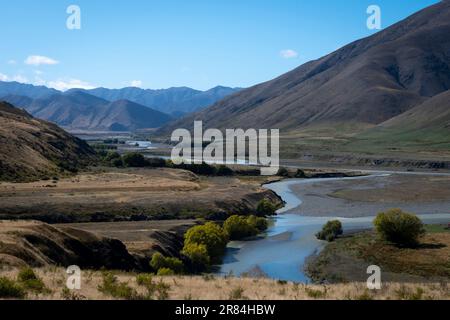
1;0;450;302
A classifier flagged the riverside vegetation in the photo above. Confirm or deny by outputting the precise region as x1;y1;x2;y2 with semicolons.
148;211;273;275
308;209;450;284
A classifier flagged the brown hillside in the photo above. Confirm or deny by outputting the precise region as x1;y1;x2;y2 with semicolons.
160;1;450;134
0;102;96;181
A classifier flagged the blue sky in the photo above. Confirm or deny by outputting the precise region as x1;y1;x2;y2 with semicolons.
0;0;439;91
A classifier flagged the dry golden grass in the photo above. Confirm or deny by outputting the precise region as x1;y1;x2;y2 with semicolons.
0;267;448;300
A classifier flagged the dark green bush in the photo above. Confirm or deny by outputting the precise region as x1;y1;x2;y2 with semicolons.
216;165;234;176
0;277;25;299
256;199;277;216
111;157;124;167
122;152;148;167
173;162;217;175
277;167;289;177
295;169;306;178
146;157;167;168
374;209;425;247
316;220;343;242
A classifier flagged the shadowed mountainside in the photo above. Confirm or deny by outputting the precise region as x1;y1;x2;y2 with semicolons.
0;101;97;181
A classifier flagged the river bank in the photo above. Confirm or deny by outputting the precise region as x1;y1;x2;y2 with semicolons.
219;173;450;283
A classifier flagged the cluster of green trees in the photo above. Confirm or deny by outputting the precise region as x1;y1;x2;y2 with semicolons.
99;151;236;176
99;152;167;168
149;201;275;275
223;215;268;240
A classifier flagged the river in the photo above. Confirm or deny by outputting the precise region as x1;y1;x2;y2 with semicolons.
218;174;450;283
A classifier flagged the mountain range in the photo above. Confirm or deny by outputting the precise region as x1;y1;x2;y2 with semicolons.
160;0;450;150
74;85;242;117
0;81;241;131
2;92;172;132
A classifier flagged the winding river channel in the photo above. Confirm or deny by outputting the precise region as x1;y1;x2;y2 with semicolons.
218;173;450;283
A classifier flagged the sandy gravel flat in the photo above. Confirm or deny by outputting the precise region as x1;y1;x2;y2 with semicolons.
286;173;450;217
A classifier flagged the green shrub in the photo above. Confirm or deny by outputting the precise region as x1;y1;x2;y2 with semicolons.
184;222;228;263
150;253;184;274
216;165;234;176
174;162;217;175
122;152;147;167
224;215;258;240
0;277;25;299
246;215;269;232
104;151;121;162
157;268;175;276
295;169;306;178
316;220;343;242
256;199;277;216
146;157;167;168
98;272;139;300
305;287;327;299
277;167;289;177
136;274;154;286
111;157;124;167
17;267;48;293
181;243;210;272
374;209;425;247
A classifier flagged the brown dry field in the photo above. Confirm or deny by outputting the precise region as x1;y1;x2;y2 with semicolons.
0;267;448;300
0;167;278;222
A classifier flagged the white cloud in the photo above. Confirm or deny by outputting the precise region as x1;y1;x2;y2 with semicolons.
280;49;299;59
130;80;143;87
0;73;8;81
34;70;44;75
47;79;95;91
25;55;59;66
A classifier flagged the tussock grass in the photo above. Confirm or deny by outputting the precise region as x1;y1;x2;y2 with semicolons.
0;267;448;300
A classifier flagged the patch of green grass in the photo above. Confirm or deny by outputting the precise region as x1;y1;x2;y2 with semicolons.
229;287;247;300
424;224;450;234
395;286;427;300
305;287;327;299
98;272;140;300
17;267;50;294
0;277;25;299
